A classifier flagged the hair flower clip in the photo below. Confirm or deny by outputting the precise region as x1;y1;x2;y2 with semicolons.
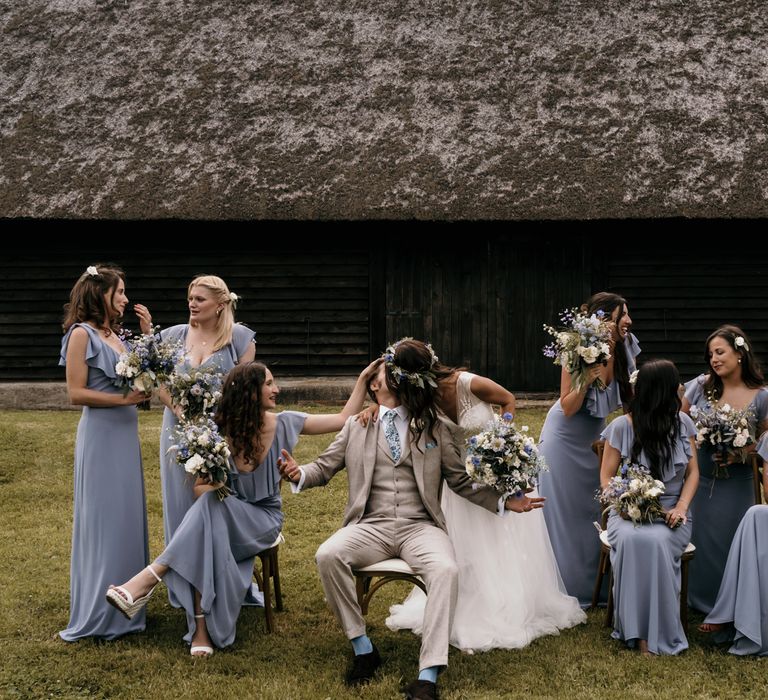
735;336;749;352
86;266;98;277
629;369;639;385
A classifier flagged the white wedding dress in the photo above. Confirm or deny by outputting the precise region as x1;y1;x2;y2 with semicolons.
386;372;586;651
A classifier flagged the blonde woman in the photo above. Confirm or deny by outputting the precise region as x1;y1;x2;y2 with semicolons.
158;276;256;560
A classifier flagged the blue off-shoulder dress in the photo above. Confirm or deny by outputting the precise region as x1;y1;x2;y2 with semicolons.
703;504;768;656
58;323;149;641
603;413;696;655
157;411;306;649
538;334;641;607
159;324;254;561
685;376;768;613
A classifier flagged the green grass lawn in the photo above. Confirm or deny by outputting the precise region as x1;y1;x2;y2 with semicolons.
0;407;764;700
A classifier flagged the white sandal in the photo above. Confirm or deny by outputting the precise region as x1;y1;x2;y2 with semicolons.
105;564;162;620
190;614;214;658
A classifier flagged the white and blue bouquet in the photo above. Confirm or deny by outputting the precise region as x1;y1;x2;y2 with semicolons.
690;402;755;479
168;418;232;500
114;326;183;395
167;367;223;420
543;308;612;392
465;413;548;498
598;461;666;526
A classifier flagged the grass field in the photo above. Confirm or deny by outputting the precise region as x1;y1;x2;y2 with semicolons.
0;406;764;699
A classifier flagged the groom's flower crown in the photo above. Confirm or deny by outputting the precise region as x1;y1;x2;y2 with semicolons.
381;337;439;390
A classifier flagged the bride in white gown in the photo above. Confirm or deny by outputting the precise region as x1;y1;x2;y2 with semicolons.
386;370;586;652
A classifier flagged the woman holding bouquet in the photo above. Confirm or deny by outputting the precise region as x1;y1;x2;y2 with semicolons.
600;359;699;655
106;360;377;655
157;275;256;562
682;325;768;613
59;264;153;641
538;292;640;606
381;340;585;651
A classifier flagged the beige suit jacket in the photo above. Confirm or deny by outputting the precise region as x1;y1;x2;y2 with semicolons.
300;415;500;530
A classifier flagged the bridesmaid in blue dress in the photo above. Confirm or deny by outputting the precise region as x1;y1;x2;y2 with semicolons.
106;360;377;656
157;275;255;558
600;360;699;656
682;325;768;613
538;292;640;607
699;500;768;656
59;264;154;641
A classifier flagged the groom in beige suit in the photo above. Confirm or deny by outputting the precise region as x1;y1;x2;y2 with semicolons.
280;340;543;700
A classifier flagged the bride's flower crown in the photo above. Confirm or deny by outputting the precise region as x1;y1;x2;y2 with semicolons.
381;337;439;389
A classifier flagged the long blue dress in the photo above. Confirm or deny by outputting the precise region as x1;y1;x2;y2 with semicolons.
603;413;696;655
159;323;254;609
59;323;149;641
685;375;768;613
538;334;640;607
157;411;306;649
703;505;768;656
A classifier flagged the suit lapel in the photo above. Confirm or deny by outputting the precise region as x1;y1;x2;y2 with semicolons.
411;428;426;494
363;420;379;488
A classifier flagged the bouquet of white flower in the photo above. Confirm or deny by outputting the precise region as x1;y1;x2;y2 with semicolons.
465;413;548;498
690;402;755;479
168;418;232;500
543;308;613;393
167;367;223;420
598;461;666;526
114;326;183;395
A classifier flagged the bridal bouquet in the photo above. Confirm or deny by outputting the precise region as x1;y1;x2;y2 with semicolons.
167;366;223;420
465;413;548;498
542;308;612;392
690;402;755;478
114;326;183;395
598;461;666;526
168;418;232;500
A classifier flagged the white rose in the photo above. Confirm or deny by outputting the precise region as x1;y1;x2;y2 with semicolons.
133;373;153;393
198;432;210;447
184;453;205;474
578;345;599;363
627;504;641;521
733;434;748;448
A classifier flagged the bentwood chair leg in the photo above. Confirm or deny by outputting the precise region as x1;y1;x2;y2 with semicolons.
272;548;283;612
262;552;275;633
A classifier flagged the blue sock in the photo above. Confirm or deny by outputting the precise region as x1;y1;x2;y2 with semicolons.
418;667;439;683
351;634;373;656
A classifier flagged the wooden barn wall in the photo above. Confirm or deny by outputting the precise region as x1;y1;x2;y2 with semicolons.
378;236;592;392
597;246;768;382
4;239;766;390
0;249;370;380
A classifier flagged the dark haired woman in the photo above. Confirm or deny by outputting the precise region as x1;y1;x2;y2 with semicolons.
105;360;375;656
59;264;153;641
386;340;585;651
682;325;768;613
600;359;699;655
538;292;641;606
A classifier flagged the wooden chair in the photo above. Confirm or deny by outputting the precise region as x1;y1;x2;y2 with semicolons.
589;440;696;630
253;532;284;633
353;558;426;615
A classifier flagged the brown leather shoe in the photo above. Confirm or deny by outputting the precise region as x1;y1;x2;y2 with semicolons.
403;679;439;699
345;644;382;686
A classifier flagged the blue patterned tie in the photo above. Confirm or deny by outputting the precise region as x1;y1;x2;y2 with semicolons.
383;410;402;462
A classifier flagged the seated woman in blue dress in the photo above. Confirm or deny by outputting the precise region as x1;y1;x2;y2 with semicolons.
600;359;699;656
104;359;376;656
682;325;768;613
699;450;768;656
